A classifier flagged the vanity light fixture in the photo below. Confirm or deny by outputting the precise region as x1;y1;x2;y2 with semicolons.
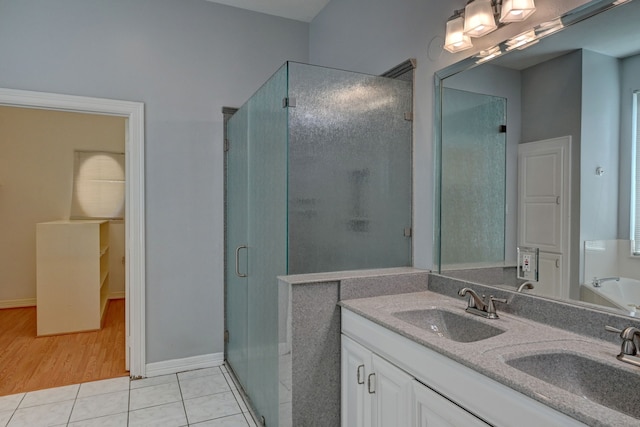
464;0;498;37
499;0;536;23
444;9;474;53
475;46;503;64
444;0;538;54
535;18;564;38
505;29;538;50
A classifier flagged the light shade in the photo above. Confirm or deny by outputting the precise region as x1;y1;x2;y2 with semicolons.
444;14;473;53
499;0;536;23
464;0;498;37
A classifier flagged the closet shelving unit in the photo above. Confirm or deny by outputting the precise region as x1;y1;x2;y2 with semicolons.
36;220;110;336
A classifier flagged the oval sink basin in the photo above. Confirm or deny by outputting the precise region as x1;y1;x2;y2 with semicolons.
506;352;640;419
392;309;506;343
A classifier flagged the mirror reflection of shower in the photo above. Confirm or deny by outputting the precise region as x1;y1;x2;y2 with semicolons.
348;168;370;233
440;88;507;268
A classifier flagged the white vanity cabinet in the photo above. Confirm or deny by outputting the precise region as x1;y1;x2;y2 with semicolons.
36;220;110;336
342;334;488;427
341;308;586;427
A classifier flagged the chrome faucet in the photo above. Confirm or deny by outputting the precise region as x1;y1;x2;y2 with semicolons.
605;325;640;368
592;276;619;287
458;287;507;319
517;281;535;293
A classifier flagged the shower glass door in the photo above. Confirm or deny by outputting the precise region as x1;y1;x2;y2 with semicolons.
245;65;288;427
226;106;249;388
226;64;287;427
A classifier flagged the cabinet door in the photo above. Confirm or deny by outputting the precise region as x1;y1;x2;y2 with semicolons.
412;380;490;427
536;252;565;299
341;335;372;427
371;353;413;427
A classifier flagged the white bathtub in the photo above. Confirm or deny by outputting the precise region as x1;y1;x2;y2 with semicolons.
580;277;640;316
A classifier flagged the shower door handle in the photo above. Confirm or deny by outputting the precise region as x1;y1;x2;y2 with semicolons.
235;245;248;278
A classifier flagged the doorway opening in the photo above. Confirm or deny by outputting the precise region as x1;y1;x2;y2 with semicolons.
0;88;146;391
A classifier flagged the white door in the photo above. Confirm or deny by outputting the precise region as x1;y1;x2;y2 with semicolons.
518;136;571;299
412;380;490;427
341;335;372;427
371;353;413;427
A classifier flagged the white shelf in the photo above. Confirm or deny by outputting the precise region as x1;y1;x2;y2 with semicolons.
36;220;110;336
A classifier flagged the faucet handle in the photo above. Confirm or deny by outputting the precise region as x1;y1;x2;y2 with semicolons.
605;325;622;334
606;325;640;356
486;296;507;318
606;325;640;339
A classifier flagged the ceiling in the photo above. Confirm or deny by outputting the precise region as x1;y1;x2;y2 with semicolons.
205;0;331;22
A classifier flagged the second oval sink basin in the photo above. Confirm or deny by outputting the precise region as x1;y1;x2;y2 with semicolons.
392;308;506;343
505;352;640;419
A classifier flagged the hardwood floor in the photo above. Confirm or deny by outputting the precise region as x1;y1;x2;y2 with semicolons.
0;299;128;396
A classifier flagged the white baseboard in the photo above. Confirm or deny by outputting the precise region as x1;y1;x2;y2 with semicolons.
109;291;125;300
145;352;224;378
0;298;37;309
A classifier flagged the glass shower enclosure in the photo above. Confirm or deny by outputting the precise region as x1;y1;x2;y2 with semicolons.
225;62;412;426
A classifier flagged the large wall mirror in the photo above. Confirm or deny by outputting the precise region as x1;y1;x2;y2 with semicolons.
435;0;640;319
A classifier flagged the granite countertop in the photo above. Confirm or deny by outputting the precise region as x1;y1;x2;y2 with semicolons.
340;291;640;427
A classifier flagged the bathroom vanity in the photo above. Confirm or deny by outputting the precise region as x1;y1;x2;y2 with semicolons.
340;290;640;427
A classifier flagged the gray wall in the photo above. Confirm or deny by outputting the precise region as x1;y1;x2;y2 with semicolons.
580;50;620;244
521;50;582;299
309;0;591;271
0;0;308;363
620;53;640;239
520;50;625;293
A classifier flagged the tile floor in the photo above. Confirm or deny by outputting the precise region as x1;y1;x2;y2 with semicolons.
0;365;257;427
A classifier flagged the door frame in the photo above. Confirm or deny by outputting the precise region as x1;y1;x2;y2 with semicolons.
0;88;146;377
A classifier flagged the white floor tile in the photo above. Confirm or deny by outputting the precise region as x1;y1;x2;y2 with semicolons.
177;367;222;381
179;374;230;400
2;367;256;427
130;374;177;390
129;381;182;411
67;412;129;427
0;410;14;427
128;401;187;427
221;373;238;391
8;399;74;427
19;384;79;408
184;392;242;425
229;387;248;413
77;376;130;398
0;393;24;412
69;390;129;423
190;413;250;426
